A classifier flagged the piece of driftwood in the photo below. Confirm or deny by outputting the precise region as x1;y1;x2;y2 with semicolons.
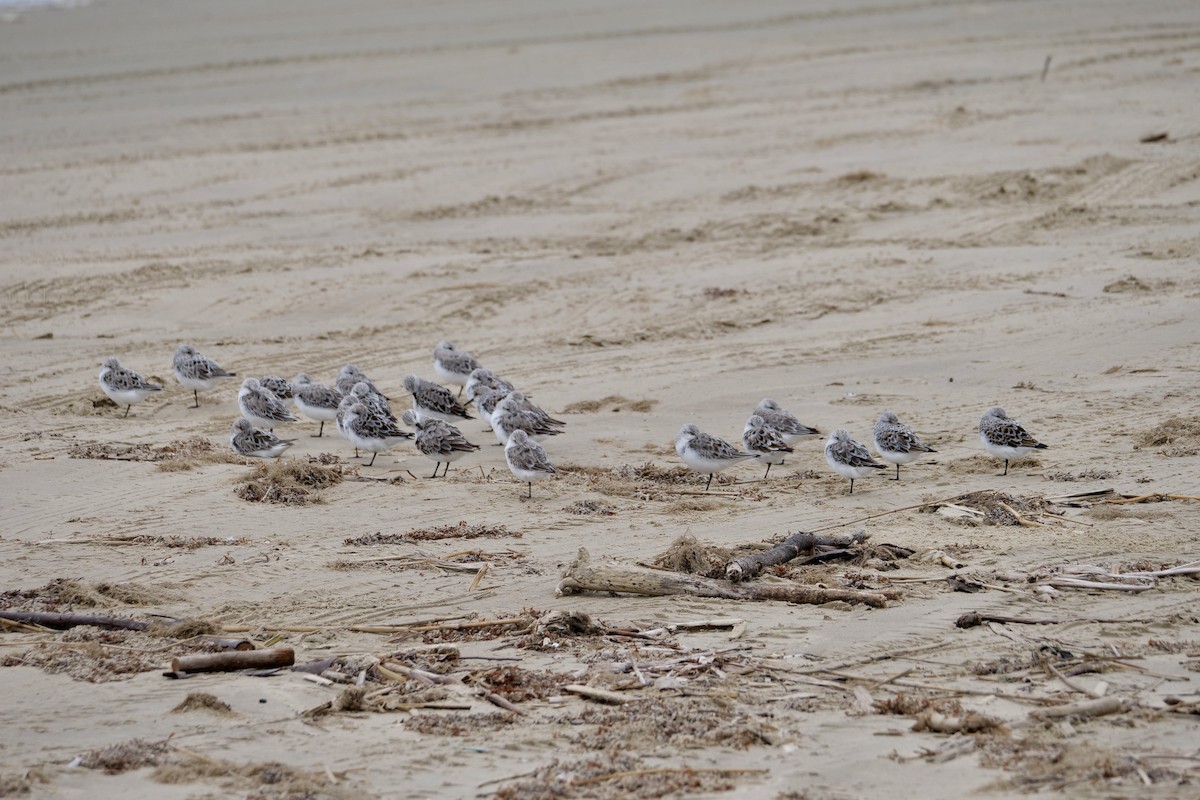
1031;696;1127;719
563;683;629;705
0;610;150;631
196;635;255;651
171;646;294;674
558;548;887;608
724;530;871;582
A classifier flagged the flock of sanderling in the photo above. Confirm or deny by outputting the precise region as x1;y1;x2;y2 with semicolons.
99;343;1049;497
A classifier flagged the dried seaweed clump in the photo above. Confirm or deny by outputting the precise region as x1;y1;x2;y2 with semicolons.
494;754;740;800
2;627;221;683
576;698;779;751
344;521;519;545
0;578;179;611
1134;417;1200;457
648;534;735;578
153;757;361;799
404;712;518;737
70;437;242;471
235;461;342;505
78;738;170;774
475;666;566;702
171;692;234;716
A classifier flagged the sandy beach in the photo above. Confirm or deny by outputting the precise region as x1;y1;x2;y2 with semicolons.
2;0;1199;797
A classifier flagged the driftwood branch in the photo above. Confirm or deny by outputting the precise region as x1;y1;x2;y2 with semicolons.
0;610;150;631
558;548;887;608
171;647;294;674
725;530;870;582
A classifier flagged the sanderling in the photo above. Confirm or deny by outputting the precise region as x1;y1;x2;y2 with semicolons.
230;417;296;459
742;414;794;478
259;376;294;405
873;411;937;481
675;423;757;491
824;428;886;494
173;344;236;408
99;357;161;418
292;374;343;438
753;398;819;446
337;382;394;457
238;378;298;430
504;429;556;498
474;386;511;429
403;374;473;424
401;409;480;477
465;367;514;406
336;364;386;398
490;391;564;444
433;341;481;396
343;401;413;466
979;407;1048;476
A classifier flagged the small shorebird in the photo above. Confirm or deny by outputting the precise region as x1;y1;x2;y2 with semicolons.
173;344;236;408
403;374;473;424
824;428;886;494
230;417;296;459
433;341;481;397
753;398;819;446
873;411;936;481
402;409;480;477
238;378;298;430
99;357;161;418
979;407;1048;476
291;374;342;437
504;429;556;498
742;414;794;478
675;423;757;491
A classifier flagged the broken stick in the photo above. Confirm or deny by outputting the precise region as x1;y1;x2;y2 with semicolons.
724;530;871;582
558;548;887;608
0;610;150;632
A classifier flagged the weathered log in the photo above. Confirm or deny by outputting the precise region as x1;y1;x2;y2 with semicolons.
0;609;149;631
558;548;887;608
724;530;871;582
171;646;294;674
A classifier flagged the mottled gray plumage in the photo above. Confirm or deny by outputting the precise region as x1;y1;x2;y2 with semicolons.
343;401;413;467
979;407;1047;476
291;374;342;437
403;374;473;422
259;376;293;402
742;414;794;478
238;378;298;429
230;417;296;459
465;368;514;405
173;344;236;407
873;410;936;480
433;341;481;392
99;357;161;418
336;364;386;398
824;428;885;494
401;409;480;477
753;398;819;444
675;423;757;491
504;429;556;498
490;391;563;443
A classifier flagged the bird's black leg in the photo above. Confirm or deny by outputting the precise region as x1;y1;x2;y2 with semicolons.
123;405;131;419
316;421;324;438
849;478;855;494
430;464;439;478
192;390;200;408
705;474;713;492
527;481;533;499
1002;459;1009;477
367;452;377;467
894;464;900;481
441;462;450;478
764;463;772;479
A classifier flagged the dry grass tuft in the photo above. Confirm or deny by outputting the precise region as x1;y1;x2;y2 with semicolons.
563;499;617;516
1;579;181;611
234;461;342;505
1134;417;1200;457
79;738;170;774
561;395;659;414
171;692;234;716
70;437;242;471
